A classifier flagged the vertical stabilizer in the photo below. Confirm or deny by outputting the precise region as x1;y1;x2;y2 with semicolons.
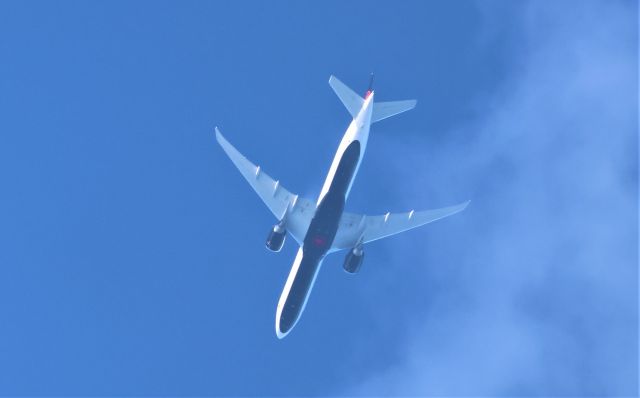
364;73;374;99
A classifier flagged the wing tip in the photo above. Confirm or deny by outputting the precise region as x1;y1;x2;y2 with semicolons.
214;126;223;142
454;200;471;213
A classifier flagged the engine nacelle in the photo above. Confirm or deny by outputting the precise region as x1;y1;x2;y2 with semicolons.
343;246;364;274
266;224;286;252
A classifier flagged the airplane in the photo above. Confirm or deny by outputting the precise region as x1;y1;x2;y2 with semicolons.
215;74;469;339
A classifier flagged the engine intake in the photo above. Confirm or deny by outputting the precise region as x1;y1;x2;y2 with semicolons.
343;246;364;274
266;224;286;252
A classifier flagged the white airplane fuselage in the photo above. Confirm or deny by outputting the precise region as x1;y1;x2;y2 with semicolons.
216;75;468;339
275;92;374;338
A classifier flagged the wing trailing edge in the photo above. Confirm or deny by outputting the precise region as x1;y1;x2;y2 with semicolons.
215;127;315;245
331;200;470;251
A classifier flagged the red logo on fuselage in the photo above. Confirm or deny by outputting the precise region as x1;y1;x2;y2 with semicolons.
312;235;327;247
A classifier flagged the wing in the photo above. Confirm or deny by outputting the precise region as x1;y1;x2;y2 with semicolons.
215;127;315;244
331;201;470;251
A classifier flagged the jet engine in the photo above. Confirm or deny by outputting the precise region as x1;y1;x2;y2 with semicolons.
266;223;286;252
343;245;364;274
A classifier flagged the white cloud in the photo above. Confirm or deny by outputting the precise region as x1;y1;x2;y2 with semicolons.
349;0;637;395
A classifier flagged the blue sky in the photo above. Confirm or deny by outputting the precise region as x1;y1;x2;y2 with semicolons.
0;0;637;396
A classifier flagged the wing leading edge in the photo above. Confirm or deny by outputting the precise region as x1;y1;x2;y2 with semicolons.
331;201;470;251
215;127;315;244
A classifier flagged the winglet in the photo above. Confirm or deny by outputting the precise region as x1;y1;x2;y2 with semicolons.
458;200;471;212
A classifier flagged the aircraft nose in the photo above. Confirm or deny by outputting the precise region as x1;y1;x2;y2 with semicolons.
276;322;290;339
276;303;299;339
276;302;300;339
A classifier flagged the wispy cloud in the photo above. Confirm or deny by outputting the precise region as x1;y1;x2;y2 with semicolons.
349;0;637;395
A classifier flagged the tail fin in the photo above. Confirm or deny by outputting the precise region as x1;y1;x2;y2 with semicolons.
329;75;363;119
371;100;417;123
329;74;417;122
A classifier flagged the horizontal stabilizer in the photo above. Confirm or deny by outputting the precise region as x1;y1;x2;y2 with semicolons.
329;75;363;119
371;100;417;123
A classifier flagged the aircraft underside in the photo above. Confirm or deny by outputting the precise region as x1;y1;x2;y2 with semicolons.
215;75;469;338
277;140;361;336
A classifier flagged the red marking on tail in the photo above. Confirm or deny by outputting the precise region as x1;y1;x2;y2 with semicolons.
364;90;372;99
